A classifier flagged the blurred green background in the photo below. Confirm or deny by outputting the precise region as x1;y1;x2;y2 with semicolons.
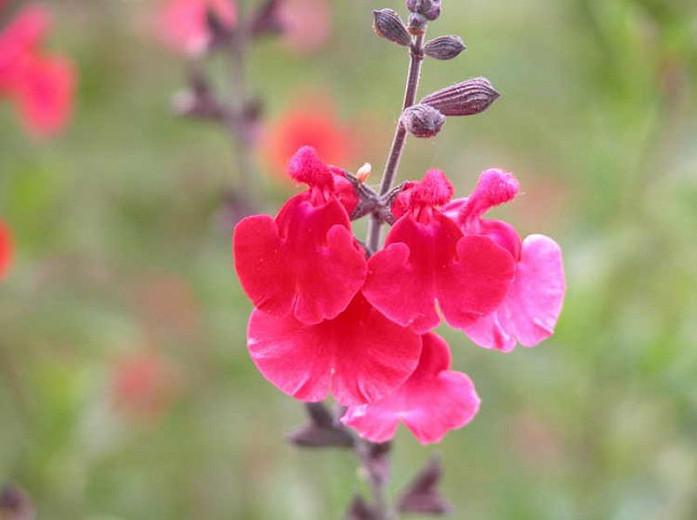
2;0;697;518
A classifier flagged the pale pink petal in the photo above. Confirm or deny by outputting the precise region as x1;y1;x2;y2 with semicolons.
463;234;565;350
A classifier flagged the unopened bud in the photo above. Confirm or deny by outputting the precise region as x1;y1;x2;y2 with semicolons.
420;77;500;117
356;163;372;183
251;0;284;37
424;35;466;60
407;13;427;35
373;9;411;47
400;104;446;138
406;0;441;21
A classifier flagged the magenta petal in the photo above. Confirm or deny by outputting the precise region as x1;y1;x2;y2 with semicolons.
247;294;423;406
364;214;515;334
342;333;480;444
233;194;367;324
437;234;516;329
463;234;565;351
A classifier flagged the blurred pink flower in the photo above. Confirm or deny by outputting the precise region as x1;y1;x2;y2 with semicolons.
0;5;76;136
261;95;355;181
156;0;237;55
111;350;178;420
278;0;331;54
0;219;13;280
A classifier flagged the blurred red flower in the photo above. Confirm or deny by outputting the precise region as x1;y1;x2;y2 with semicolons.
155;0;236;55
111;350;178;420
261;96;355;180
0;220;13;280
0;5;76;136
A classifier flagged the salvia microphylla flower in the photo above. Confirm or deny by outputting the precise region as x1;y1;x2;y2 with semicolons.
0;219;12;280
362;169;517;334
156;0;236;55
261;97;354;182
341;332;480;444
234;146;365;325
445;169;566;352
0;5;76;136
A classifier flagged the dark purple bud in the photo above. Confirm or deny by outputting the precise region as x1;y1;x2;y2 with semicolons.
372;9;411;47
251;0;285;38
205;7;233;49
406;0;441;21
420;77;500;116
397;457;452;516
400;104;446;138
424;35;466;60
346;495;378;520
1;484;34;520
287;403;355;449
407;12;428;35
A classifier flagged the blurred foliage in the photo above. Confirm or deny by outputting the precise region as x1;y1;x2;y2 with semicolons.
1;0;697;518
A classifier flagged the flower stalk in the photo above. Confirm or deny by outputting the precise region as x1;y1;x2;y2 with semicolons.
366;31;426;253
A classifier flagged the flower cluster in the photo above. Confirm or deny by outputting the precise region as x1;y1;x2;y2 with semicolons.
233;146;565;444
0;4;75;136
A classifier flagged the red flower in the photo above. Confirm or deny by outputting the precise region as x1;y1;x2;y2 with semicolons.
342;332;480;444
111;350;178;420
448;169;566;351
0;220;13;280
362;169;516;333
233;146;365;324
0;5;75;136
261;97;354;180
156;0;236;55
247;293;422;405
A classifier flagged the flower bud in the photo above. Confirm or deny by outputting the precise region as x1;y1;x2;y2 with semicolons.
373;9;411;47
420;77;500;117
424;35;466;60
406;0;441;21
400;104;446;138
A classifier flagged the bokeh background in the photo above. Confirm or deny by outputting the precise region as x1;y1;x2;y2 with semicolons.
2;0;697;518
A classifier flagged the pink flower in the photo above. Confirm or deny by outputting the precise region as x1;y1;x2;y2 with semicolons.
451;169;566;351
362;169;516;334
0;220;13;280
156;0;236;55
233;146;365;324
247;293;422;405
278;0;331;54
261;95;355;182
0;5;75;136
342;332;480;444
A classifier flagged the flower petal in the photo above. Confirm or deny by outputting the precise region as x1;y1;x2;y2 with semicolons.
463;234;565;350
363;214;515;333
247;294;422;405
342;333;480;444
233;194;367;324
437;234;516;329
362;216;440;333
